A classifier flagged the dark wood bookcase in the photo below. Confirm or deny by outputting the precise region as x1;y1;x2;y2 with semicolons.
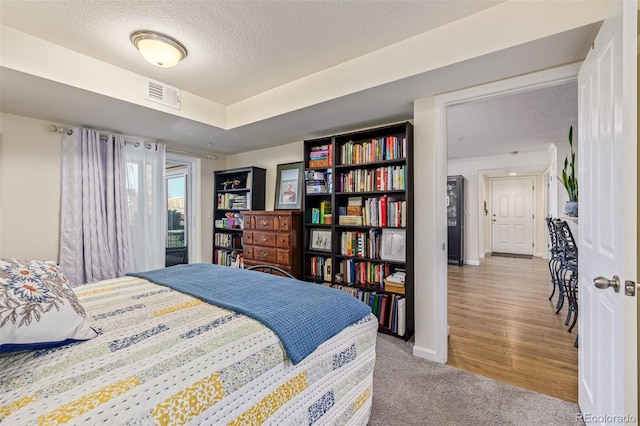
302;122;414;340
212;166;266;267
447;175;464;266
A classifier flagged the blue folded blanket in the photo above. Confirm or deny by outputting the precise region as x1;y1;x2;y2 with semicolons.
128;263;371;364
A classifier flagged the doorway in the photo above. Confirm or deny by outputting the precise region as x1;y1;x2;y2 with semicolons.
165;152;202;266
435;64;581;399
166;163;189;266
489;177;535;256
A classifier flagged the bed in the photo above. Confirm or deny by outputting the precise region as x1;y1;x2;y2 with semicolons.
0;261;377;425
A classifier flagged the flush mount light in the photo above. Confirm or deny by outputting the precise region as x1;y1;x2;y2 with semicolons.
130;30;187;68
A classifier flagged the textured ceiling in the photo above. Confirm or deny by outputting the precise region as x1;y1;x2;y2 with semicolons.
447;81;577;160
0;0;500;105
0;1;602;157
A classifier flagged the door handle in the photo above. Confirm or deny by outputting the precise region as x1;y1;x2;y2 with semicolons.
594;275;620;293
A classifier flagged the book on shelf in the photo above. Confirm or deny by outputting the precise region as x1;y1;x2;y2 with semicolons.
319;201;332;224
214;249;243;268
397;298;406;336
329;283;405;336
309;159;329;168
217;193;248;209
338;215;363;226
310;256;332;280
339;136;407;165
383;269;406;293
305;170;330;194
361;196;406;227
336;166;406;193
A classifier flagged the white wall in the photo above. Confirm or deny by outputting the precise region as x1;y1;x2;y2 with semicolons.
0;113;61;260
412;96;447;361
226;141;303;211
447;151;550;263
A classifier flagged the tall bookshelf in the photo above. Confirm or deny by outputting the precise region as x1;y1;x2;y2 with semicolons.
302;122;414;340
213;166;266;267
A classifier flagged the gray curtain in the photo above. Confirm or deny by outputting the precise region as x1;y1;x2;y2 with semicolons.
59;128;129;286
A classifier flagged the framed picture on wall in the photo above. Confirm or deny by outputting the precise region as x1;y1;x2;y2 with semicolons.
274;161;303;210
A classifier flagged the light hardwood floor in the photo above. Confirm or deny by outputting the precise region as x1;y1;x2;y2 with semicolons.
447;254;578;403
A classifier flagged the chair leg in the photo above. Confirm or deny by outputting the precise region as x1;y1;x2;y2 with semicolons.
568;310;577;333
548;260;557;301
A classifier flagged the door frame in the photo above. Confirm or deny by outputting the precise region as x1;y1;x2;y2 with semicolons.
488;176;536;256
166;152;202;264
428;62;581;363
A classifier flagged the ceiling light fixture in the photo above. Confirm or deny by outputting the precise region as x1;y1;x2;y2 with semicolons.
130;30;188;68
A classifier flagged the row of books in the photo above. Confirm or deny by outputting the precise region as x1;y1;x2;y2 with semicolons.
309;256;331;281
308;143;333;168
214;233;242;249
340;229;382;259
337;258;395;287
310;200;332;224
330;284;406;336
214;249;243;268
339;136;407;165
214;217;243;230
217;193;248;209
336;165;405;193
361;195;406;228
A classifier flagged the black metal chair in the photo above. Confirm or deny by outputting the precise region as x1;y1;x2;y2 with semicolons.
545;217;563;308
554;219;578;347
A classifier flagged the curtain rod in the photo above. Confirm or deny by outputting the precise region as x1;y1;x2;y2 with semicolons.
48;125;217;160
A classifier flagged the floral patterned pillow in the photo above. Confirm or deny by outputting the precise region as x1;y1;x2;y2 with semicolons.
0;258;98;353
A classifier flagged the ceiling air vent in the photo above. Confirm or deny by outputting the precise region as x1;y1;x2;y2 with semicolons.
145;79;181;110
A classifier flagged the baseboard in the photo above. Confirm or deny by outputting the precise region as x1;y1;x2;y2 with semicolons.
413;345;439;362
464;260;480;266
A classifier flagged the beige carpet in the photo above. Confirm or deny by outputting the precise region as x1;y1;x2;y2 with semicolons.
369;333;583;425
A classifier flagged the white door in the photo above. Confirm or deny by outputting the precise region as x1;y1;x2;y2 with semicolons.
490;177;534;255
577;0;637;422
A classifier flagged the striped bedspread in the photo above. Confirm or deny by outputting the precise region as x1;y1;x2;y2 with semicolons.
0;276;377;425
129;263;373;364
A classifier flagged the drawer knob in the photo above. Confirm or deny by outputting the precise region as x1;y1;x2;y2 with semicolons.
281;222;286;227
261;236;268;242
260;251;268;257
261;219;268;226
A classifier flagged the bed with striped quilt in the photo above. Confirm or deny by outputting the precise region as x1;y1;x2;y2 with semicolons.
0;274;377;425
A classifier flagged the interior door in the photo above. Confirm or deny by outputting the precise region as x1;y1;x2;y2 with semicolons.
577;0;637;421
490;177;534;255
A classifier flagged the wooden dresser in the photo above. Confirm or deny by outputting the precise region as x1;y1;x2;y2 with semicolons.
243;210;303;279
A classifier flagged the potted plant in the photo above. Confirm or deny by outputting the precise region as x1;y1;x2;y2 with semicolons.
559;125;578;216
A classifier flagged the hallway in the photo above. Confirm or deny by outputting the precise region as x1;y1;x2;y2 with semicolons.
447;255;578;402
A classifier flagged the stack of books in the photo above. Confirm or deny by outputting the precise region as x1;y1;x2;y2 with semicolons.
305;170;329;194
338;196;363;225
308;144;332;168
383;269;406;294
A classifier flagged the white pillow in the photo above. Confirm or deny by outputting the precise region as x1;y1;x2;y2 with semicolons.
0;258;98;353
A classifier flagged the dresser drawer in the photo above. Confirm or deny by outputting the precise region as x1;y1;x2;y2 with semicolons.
252;246;277;263
254;216;277;231
253;231;276;247
243;245;253;260
275;216;291;232
276;249;291;266
243;231;254;245
276;233;291;249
